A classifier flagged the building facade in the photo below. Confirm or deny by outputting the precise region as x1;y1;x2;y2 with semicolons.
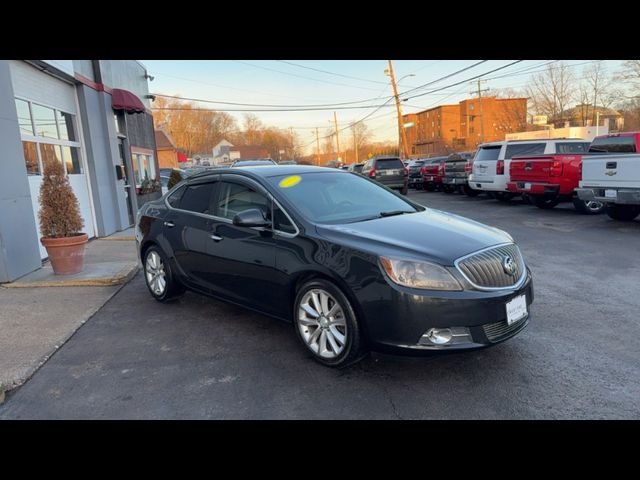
404;96;528;157
155;129;180;168
0;60;159;283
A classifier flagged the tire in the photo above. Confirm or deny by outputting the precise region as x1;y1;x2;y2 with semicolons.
400;185;408;195
442;184;456;194
494;192;516;202
572;197;605;215
293;279;366;368
415;183;423;190
463;184;479;197
424;183;436;192
605;203;640;221
531;195;559;209
143;246;185;302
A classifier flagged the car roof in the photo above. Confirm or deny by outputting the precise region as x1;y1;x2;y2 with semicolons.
187;165;340;182
479;138;588;147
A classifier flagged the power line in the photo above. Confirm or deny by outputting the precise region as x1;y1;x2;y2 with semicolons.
152;104;398;112
398;60;489;96
233;60;384;92
276;60;395;86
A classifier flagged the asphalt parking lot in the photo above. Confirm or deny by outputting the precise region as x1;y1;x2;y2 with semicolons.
2;190;639;419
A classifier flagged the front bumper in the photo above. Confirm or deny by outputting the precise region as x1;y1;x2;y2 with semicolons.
360;270;534;354
577;187;640;205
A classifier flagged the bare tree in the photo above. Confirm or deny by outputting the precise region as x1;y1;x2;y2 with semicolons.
616;60;640;94
525;62;575;126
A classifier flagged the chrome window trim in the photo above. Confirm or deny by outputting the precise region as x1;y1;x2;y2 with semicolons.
454;242;527;292
163;174;300;237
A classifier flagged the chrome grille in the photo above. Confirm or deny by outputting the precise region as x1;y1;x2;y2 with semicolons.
455;243;525;290
483;316;527;342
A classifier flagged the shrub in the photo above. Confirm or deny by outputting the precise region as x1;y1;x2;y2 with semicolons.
167;169;183;190
38;157;84;238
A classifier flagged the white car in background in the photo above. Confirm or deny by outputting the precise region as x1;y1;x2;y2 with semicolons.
468;138;591;201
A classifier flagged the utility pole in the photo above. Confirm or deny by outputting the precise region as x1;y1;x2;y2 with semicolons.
315;127;321;166
289;127;294;160
353;124;359;164
333;111;341;162
472;79;490;144
387;60;410;159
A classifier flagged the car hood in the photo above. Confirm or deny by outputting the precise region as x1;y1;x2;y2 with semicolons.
315;209;513;265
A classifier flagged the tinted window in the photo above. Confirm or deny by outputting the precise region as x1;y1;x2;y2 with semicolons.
474;146;501;161
505;143;546;159
179;183;215;214
589;136;637;153
268;172;419;224
353;165;363;173
217;182;270;220
556;142;590;153
273;204;296;234
167;185;186;207
375;158;403;169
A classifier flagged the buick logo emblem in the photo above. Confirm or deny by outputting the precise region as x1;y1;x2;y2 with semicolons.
502;256;516;276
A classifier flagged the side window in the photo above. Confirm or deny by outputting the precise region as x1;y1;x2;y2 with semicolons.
167;185;186;207
556;142;590;154
217;181;270;221
179;183;216;214
273;204;297;234
505;143;546;159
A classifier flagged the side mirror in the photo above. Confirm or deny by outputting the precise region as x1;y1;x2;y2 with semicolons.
232;208;271;228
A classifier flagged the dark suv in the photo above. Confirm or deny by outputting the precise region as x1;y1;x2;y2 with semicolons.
361;156;408;194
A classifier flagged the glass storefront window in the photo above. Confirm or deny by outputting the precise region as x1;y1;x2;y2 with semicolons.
61;146;82;174
56;110;76;141
22;141;40;175
132;152;156;186
39;143;63;171
15;99;34;135
31;103;58;139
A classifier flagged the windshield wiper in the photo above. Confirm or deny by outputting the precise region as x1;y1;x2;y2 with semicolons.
379;210;413;217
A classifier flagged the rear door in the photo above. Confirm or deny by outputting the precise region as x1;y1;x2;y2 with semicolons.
163;178;219;290
374;157;404;184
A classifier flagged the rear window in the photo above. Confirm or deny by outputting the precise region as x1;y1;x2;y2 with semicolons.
556;142;591;153
589;136;637;153
474;146;502;161
375;158;403;169
505;143;546;159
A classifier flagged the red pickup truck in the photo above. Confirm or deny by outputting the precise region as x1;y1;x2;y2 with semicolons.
420;156;447;191
507;133;640;214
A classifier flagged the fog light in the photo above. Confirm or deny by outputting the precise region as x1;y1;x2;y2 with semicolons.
419;327;472;347
425;328;452;345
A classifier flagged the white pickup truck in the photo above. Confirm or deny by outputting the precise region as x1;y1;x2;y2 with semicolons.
576;133;640;222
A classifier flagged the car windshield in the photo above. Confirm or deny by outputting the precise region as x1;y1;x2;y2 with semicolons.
268;171;420;224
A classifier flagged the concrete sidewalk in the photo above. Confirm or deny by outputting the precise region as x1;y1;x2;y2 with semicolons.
0;231;139;400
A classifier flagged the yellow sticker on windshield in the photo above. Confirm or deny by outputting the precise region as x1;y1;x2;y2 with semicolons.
279;175;301;188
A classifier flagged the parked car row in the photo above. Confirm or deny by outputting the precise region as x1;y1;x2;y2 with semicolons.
407;132;640;222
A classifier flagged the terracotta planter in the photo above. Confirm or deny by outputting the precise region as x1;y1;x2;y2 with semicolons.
41;233;88;275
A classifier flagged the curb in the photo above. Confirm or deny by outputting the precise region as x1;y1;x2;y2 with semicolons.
3;263;139;288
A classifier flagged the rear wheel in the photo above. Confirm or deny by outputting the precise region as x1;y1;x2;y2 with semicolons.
463;184;479;197
442;184;456;194
143;246;185;302
532;195;559;210
572;198;605;215
494;192;516;202
293;279;366;367
605;203;640;221
424;182;436;192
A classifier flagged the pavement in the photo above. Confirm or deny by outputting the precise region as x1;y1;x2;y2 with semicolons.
0;229;138;397
1;193;639;419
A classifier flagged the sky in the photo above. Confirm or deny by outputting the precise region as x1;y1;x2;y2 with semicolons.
140;60;625;155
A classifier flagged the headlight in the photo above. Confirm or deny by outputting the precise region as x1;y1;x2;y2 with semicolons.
379;256;462;291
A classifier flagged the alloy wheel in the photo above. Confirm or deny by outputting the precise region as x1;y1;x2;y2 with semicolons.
145;251;166;296
297;288;348;359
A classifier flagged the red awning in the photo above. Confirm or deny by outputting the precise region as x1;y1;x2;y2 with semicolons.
177;151;188;163
111;88;146;113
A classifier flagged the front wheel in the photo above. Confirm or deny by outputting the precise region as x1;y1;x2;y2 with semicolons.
532;195;559;209
605;203;640;221
293;279;366;367
442;184;456;194
572;198;605;215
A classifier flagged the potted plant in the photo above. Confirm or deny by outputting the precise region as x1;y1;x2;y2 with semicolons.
38;157;87;275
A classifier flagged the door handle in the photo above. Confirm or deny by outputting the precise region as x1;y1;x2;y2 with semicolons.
163;221;175;228
210;234;223;242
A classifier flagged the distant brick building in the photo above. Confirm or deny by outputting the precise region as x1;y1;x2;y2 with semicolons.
404;96;527;157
